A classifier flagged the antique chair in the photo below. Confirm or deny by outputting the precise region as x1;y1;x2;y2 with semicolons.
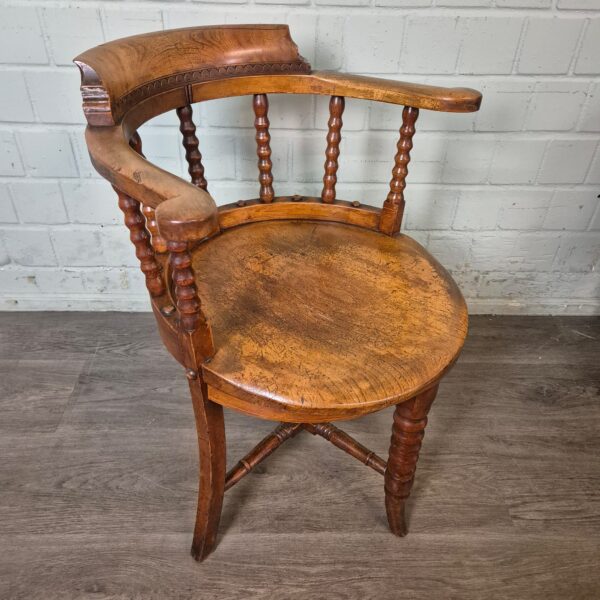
75;25;482;561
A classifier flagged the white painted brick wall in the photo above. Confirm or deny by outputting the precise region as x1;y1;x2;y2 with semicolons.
0;0;599;314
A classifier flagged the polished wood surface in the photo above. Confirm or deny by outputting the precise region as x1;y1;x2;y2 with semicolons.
304;422;387;475
321;95;344;203
185;71;481;113
193;220;467;421
74;25;310;125
218;196;381;231
74;22;479;127
154;189;219;243
114;187;165;297
379;106;419;236
188;377;226;562
253;94;275;203
2;314;599;598
225;423;303;491
141;204;167;254
168;239;205;335
385;385;438;536
177;104;208;190
75;25;484;561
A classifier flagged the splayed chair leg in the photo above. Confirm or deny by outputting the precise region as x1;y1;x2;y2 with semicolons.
188;378;226;562
384;385;438;536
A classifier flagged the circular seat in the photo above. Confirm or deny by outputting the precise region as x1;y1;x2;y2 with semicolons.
195;220;467;422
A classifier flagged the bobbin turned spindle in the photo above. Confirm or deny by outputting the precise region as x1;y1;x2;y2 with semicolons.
321;95;345;203
253;93;274;203
177;103;208;190
379;106;419;236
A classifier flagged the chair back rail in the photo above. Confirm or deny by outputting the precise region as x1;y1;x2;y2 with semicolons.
74;25;311;127
75;25;482;346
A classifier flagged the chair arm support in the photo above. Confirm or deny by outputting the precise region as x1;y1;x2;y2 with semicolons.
85;124;219;242
187;72;482;114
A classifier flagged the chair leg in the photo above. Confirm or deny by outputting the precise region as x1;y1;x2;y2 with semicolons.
188;377;226;562
384;385;438;537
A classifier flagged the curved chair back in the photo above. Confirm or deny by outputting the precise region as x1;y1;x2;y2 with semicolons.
75;24;482;361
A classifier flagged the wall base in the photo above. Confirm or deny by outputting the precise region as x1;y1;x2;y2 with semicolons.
1;294;599;315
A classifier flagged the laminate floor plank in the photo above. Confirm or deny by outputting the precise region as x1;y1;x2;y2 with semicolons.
0;359;87;433
1;532;599;600
0;313;599;599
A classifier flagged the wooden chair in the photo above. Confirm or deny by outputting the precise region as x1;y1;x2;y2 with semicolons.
75;25;482;561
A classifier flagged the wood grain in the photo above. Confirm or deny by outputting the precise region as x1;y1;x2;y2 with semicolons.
304;422;387;475
225;422;303;490
194;220;468;421
253;94;274;203
114;186;165;297
73;22;501;567
168;240;204;334
176;104;208;190
188;378;226;561
379;106;419;235
217;197;381;231
74;25;310;125
186;71;481;114
385;385;438;536
321;95;344;203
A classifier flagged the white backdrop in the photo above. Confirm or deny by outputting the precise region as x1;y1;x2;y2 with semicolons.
0;0;599;313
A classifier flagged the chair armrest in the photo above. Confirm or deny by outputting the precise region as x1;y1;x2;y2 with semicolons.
185;71;482;113
155;194;219;244
309;71;482;113
85;125;219;241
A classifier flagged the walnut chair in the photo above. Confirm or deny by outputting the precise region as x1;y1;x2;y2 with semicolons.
75;25;482;561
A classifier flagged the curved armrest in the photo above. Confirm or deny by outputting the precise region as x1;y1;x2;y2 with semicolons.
186;71;482;114
155;194;218;244
85;125;219;241
309;71;482;113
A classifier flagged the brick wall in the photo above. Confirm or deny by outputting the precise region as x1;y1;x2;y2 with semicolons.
0;0;599;313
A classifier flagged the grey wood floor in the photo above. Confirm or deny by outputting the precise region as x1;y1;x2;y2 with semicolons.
1;313;599;599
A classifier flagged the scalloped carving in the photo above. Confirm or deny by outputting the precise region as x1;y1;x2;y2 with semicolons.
77;60;310;126
114;61;310;117
74;26;312;126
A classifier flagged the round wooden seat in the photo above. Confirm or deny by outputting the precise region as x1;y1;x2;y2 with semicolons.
196;220;468;422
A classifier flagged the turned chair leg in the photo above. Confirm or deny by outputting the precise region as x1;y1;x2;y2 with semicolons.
384;385;438;536
188;377;226;562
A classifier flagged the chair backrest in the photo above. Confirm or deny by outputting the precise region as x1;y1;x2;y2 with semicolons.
75;25;482;361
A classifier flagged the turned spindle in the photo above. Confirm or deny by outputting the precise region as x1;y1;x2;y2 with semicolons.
321;96;345;203
141;206;167;254
304;422;386;475
384;385;438;536
253;94;274;203
176;104;208;190
129;132;167;253
114;187;164;297
225;423;302;491
168;240;205;333
379;106;419;236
